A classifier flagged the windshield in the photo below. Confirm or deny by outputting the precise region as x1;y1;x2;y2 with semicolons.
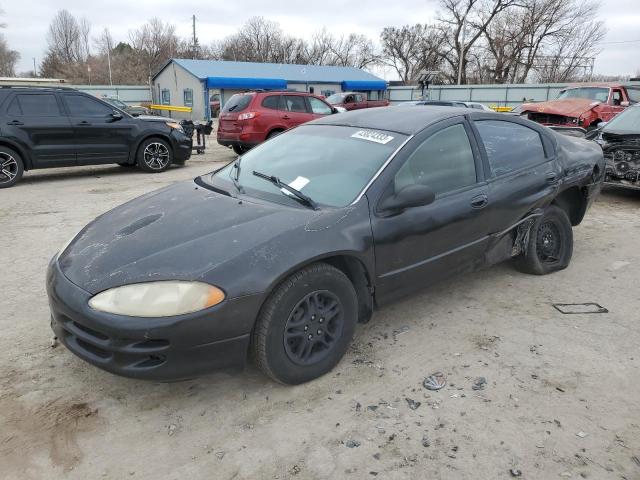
103;98;126;108
211;125;408;207
603;106;640;134
557;87;609;102
325;93;346;104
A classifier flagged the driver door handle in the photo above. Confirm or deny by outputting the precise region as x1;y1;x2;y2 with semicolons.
471;194;488;209
7;120;23;126
281;115;290;120
77;120;91;126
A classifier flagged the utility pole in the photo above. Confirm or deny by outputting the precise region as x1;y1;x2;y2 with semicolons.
457;16;467;86
32;57;37;77
107;47;113;86
192;14;198;60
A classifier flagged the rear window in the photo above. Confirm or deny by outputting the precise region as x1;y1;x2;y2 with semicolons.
222;94;252;113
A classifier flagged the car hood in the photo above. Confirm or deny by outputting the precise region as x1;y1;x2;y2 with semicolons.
522;98;600;118
57;181;325;295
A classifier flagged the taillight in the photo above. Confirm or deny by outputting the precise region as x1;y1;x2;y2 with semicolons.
238;112;259;121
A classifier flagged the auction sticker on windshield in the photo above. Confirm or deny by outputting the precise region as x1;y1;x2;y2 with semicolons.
351;130;395;144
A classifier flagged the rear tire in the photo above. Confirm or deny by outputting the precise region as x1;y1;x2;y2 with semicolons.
0;147;24;189
232;144;246;156
267;130;283;140
251;263;358;385
514;205;573;275
137;138;172;173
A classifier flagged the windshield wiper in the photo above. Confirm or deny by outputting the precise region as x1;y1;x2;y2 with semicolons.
230;158;244;193
252;170;318;210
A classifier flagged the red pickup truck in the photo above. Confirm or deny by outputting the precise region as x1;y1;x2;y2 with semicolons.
521;83;640;130
325;92;389;111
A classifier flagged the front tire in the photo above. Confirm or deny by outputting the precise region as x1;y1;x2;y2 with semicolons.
514;205;573;275
251;263;358;385
137;138;172;173
232;144;246;156
0;147;24;189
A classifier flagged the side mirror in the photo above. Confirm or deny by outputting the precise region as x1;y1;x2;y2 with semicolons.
110;111;123;121
596;121;607;129
379;184;436;213
332;106;346;114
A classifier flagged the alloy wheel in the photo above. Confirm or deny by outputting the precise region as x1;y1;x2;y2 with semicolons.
143;143;170;170
0;152;18;184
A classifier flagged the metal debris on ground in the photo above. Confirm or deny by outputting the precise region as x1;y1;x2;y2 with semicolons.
510;468;522;477
553;303;608;314
345;439;361;448
576;431;588;438
423;372;447;391
405;398;421;410
472;377;487;391
421;434;431;447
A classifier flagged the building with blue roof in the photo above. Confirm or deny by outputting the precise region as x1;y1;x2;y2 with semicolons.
151;58;387;120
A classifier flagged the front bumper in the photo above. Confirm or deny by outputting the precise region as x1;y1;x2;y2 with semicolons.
172;130;193;162
46;258;264;381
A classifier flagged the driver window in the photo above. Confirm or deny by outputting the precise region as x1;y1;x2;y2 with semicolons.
394;124;476;196
345;95;354;103
612;90;622;106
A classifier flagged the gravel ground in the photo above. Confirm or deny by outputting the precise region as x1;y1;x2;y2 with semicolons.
1;140;639;480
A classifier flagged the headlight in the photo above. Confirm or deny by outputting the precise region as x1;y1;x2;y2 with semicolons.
166;121;184;133
88;281;225;317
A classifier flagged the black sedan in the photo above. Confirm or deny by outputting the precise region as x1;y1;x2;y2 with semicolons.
47;107;604;384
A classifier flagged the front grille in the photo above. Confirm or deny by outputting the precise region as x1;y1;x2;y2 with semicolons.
527;112;575;125
52;312;170;370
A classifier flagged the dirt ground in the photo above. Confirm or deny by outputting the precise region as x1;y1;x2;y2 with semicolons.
1;140;639;480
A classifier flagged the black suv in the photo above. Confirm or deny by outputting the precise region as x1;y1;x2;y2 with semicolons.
0;86;193;188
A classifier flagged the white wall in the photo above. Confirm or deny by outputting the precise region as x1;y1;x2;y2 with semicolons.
152;63;205;120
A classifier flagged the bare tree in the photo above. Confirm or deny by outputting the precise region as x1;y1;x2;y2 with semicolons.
380;24;444;83
437;0;522;84
129;18;179;79
0;8;18;76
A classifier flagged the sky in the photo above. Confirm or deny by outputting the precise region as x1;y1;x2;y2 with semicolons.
3;0;640;80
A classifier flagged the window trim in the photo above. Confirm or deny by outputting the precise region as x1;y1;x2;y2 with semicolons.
468;116;554;181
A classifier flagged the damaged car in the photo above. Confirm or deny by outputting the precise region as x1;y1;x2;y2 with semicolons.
47;108;604;384
521;83;639;130
586;103;640;190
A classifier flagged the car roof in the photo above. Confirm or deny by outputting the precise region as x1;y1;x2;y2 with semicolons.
311;106;499;135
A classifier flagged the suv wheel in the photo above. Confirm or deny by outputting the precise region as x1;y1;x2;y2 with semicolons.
232;144;246;156
251;262;358;385
137;138;172;173
514;205;573;275
0;147;24;189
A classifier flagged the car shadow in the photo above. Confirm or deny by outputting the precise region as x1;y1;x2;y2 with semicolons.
16;164;183;186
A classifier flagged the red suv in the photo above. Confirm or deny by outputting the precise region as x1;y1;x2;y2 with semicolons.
217;91;337;154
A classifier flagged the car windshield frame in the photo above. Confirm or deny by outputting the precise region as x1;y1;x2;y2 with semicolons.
202;124;409;209
556;87;610;102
